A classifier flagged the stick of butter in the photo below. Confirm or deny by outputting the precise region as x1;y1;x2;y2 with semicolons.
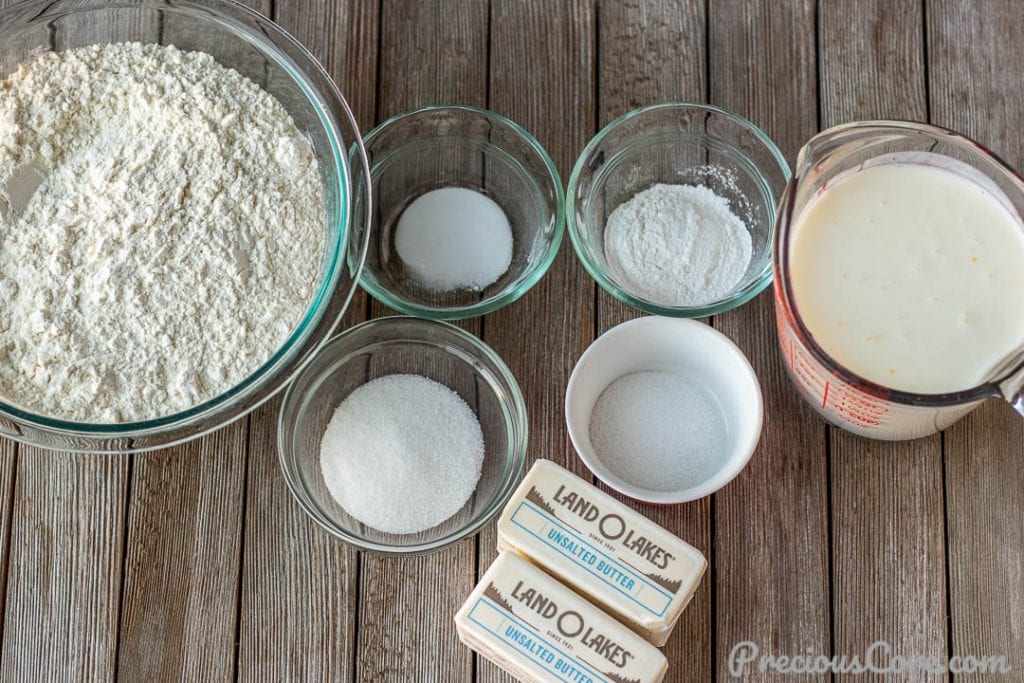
455;551;668;683
496;460;707;646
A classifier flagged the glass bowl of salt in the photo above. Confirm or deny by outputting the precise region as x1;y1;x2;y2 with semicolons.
277;316;528;554
353;105;564;320
567;102;790;317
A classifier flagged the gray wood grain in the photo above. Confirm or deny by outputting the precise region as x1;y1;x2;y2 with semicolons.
236;1;379;681
593;1;713;676
709;1;831;680
944;402;1024;675
116;421;249;682
476;1;596;680
929;0;1024;674
0;440;14;650
378;0;489;118
1;451;129;682
356;2;487;681
819;3;948;681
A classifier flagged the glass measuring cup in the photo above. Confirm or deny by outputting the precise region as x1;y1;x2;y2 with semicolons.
773;120;1024;440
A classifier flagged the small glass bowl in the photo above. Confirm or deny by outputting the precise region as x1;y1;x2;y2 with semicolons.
277;316;528;554
354;105;564;320
567;102;790;317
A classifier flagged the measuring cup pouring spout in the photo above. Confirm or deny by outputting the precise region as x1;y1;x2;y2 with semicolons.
990;350;1024;419
772;120;1024;440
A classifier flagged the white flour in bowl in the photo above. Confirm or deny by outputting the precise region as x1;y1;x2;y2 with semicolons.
0;43;325;423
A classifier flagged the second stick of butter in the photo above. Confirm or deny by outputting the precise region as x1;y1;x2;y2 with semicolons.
497;460;707;646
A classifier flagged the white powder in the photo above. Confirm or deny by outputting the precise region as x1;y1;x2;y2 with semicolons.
319;374;484;535
589;371;729;493
0;43;324;423
604;183;752;306
395;187;513;292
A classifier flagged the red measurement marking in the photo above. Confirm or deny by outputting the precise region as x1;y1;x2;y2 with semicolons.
821;381;830;409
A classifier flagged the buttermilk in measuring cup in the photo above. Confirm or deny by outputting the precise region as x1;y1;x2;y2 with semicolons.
789;163;1024;394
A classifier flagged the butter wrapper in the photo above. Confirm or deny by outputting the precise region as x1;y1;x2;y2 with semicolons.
496;460;707;646
455;551;668;683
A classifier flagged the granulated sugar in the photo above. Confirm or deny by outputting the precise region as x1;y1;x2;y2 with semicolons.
588;371;728;492
320;374;484;535
604;182;752;306
395;187;513;292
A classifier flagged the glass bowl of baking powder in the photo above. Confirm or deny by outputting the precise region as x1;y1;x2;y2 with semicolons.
0;0;371;452
567;102;790;317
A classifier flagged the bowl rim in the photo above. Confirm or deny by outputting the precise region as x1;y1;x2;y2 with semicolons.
356;104;566;320
277;315;529;555
566;101;791;318
0;0;368;449
564;315;764;504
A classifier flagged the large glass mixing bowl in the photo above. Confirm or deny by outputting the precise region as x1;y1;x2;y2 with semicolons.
0;0;371;453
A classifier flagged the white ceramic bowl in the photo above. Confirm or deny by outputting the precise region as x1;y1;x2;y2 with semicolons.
565;316;763;504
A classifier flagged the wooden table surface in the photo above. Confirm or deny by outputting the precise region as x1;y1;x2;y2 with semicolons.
1;0;1022;681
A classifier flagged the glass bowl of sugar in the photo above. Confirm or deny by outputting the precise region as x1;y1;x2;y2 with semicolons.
567;102;790;317
354;105;564;319
277;316;528;554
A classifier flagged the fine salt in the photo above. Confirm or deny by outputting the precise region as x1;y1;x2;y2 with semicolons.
588;371;729;493
319;373;484;535
395;187;514;292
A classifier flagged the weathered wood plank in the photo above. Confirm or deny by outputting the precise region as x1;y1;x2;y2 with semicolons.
116;421;249;681
477;1;596;681
356;2;488;681
0;440;15;649
819;3;948;680
593;1;713;676
378;0;488;118
709;1;830;680
944;402;1024;674
236;1;379;681
929;0;1024;673
598;0;705;121
1;451;129;681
